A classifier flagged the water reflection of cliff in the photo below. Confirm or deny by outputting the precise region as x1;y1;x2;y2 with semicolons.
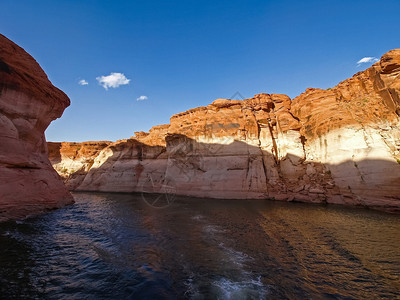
2;193;399;298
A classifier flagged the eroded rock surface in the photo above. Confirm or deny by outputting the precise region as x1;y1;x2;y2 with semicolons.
0;34;73;222
48;141;112;189
50;49;400;212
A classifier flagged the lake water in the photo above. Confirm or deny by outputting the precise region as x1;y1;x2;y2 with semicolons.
0;192;399;299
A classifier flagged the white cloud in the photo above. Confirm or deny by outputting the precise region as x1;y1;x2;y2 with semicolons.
78;79;88;86
136;95;148;101
96;72;131;90
357;57;379;65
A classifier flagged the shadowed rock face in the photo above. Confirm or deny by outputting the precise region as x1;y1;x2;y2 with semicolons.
0;34;74;222
49;49;400;212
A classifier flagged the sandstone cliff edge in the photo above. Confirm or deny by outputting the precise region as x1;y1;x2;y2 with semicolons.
0;34;74;222
49;49;400;212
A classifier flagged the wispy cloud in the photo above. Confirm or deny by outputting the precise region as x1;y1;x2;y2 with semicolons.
357;57;379;66
96;72;131;90
78;79;88;86
136;95;148;101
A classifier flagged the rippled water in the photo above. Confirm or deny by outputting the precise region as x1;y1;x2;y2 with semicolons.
0;192;399;299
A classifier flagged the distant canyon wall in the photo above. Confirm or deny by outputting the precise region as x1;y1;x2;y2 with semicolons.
0;34;73;222
48;49;400;212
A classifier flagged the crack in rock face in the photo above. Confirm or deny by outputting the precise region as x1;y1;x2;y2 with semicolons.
48;49;400;213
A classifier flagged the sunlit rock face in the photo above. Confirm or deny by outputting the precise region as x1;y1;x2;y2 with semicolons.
49;49;400;212
48;141;112;190
0;34;73;222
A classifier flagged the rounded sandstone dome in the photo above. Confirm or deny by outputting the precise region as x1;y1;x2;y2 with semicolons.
0;34;70;109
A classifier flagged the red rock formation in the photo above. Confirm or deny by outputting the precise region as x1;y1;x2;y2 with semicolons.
49;49;400;212
0;34;73;222
48;141;111;189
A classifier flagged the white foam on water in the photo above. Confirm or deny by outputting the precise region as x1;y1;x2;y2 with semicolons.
203;224;225;235
191;214;204;221
197;222;269;298
183;275;201;299
217;242;253;267
212;276;269;299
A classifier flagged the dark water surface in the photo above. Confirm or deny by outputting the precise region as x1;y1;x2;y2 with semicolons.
0;192;399;299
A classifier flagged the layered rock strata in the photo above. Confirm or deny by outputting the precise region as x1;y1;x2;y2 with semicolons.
0;34;73;222
48;141;111;190
50;49;400;212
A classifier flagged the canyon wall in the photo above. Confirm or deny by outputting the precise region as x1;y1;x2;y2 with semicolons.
0;34;73;222
49;49;400;212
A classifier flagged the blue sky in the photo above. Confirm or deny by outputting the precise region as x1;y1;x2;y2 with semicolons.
1;0;399;142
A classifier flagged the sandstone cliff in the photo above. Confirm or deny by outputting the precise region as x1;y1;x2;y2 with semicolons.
0;34;73;222
48;141;112;190
49;49;400;212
